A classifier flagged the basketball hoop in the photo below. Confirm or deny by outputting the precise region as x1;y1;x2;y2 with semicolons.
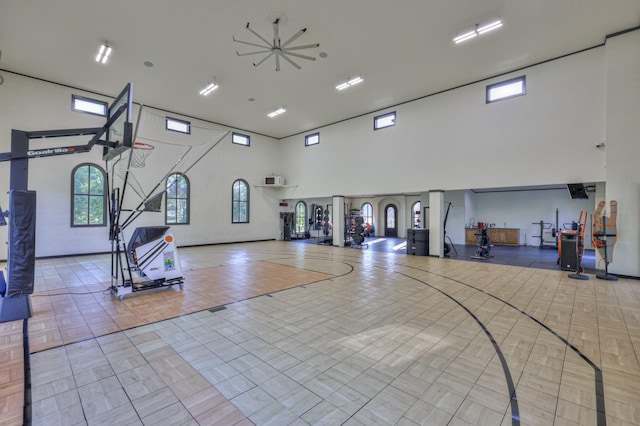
130;142;154;168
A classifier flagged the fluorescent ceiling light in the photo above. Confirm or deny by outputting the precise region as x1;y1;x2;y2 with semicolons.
199;82;218;96
453;18;503;44
336;76;364;91
477;19;503;34
95;43;112;64
267;107;286;118
453;30;477;44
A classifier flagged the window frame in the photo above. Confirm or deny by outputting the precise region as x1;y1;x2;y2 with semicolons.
305;132;320;146
71;95;107;117
166;117;191;134
165;172;190;225
361;203;373;229
232;132;251;147
232;179;250;224
486;75;526;104
374;111;396;130
71;163;107;227
295;201;307;233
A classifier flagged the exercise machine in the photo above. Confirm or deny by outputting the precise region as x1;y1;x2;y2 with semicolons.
532;208;559;249
558;210;589;280
592;200;618;281
471;222;493;260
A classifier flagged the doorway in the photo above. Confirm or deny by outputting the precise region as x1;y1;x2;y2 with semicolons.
384;204;398;237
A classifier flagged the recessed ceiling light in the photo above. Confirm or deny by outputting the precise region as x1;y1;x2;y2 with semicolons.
453;18;503;44
144;61;154;68
95;43;112;64
319;52;328;59
248;97;255;102
267;107;286;118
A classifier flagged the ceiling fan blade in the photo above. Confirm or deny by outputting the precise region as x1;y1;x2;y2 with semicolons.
281;28;307;48
283;51;316;61
280;53;302;69
275;53;280;71
236;49;272;57
283;43;320;51
253;52;274;67
273;18;280;48
245;23;273;47
233;37;270;49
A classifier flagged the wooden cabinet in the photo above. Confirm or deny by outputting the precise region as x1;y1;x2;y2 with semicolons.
465;228;520;246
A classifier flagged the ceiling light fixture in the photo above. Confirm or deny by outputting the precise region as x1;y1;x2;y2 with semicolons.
233;17;320;71
199;81;218;96
336;76;364;91
453;18;503;44
95;43;112;64
267;107;286;118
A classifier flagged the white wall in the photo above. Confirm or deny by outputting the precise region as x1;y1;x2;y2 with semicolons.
278;47;606;198
605;30;640;276
3;29;640;276
0;73;282;259
470;188;596;247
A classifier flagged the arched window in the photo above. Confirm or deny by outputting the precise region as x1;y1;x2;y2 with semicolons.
166;173;190;224
295;201;307;233
71;163;106;226
412;201;421;228
361;203;373;228
232;179;249;223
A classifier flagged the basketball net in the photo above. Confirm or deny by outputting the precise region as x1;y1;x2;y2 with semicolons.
130;141;154;168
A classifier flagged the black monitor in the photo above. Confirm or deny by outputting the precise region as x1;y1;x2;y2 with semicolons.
567;183;589;199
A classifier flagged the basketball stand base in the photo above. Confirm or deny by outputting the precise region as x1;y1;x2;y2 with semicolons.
568;273;589;280
596;273;618;281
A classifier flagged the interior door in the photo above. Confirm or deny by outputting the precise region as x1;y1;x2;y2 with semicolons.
384;204;398;237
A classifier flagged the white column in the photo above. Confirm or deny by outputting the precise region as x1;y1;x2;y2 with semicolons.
333;195;345;247
605;30;640;276
429;190;444;257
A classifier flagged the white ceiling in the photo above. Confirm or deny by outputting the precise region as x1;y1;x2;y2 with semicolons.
1;1;639;139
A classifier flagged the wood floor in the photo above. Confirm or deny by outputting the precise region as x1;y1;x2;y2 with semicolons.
1;240;640;425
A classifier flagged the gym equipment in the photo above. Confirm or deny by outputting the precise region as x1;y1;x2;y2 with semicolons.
471;222;493;260
317;207;332;245
115;226;184;301
592;200;618;281
443;202;458;257
532;208;559;249
559;210;589;280
407;228;429;256
347;213;367;248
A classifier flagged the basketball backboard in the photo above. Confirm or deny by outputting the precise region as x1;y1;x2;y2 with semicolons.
103;82;133;161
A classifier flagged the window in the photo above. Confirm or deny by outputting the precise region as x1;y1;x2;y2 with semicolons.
232;132;250;146
412;201;421;228
166;173;190;224
166;117;191;134
295;201;307;233
72;95;107;116
486;76;526;103
232;179;249;223
71;163;106;226
305;133;320;146
374;112;396;130
361;203;373;229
